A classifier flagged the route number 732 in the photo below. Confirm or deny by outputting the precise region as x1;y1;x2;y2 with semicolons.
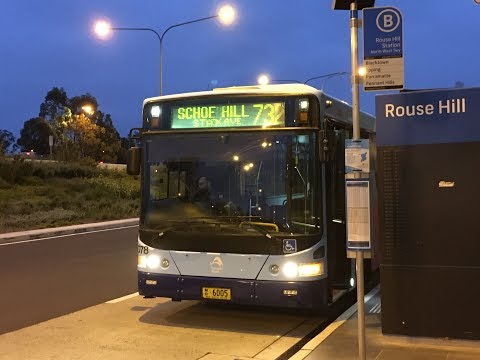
252;103;284;126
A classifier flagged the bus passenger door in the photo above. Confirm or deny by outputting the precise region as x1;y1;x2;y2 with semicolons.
325;125;351;290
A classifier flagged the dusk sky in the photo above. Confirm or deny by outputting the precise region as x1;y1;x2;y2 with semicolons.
1;1;479;138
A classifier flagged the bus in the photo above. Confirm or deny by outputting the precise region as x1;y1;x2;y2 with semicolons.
128;83;376;309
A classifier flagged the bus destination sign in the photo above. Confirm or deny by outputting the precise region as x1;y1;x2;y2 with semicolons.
171;102;285;129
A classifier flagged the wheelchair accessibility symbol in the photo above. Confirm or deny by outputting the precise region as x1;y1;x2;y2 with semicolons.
283;239;297;254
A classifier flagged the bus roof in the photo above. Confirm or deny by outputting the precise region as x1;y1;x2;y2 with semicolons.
143;84;320;105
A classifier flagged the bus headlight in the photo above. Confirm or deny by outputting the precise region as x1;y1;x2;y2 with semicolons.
298;262;323;277
282;262;298;278
146;255;161;269
282;262;324;278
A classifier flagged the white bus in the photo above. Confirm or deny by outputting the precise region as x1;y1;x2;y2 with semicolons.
128;83;376;309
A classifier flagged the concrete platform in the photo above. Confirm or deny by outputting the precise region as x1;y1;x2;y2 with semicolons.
290;286;480;360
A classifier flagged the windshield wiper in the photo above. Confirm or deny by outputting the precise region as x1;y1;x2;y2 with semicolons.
148;218;229;235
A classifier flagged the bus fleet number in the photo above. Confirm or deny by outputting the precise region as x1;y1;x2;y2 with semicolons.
138;245;149;255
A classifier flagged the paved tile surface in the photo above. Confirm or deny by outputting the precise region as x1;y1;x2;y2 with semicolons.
295;288;480;360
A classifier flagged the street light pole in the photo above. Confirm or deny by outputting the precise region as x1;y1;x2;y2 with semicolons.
110;27;162;94
158;15;218;96
94;6;236;96
258;73;350;87
304;72;349;89
109;16;222;95
110;19;217;95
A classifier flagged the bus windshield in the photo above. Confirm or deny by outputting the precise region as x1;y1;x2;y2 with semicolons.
143;130;320;239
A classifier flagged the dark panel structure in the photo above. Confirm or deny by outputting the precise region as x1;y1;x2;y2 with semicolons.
376;87;480;339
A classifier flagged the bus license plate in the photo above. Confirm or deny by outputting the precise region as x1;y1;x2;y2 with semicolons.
202;287;231;300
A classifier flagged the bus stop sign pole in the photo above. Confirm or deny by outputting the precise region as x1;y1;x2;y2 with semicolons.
350;3;366;360
333;1;375;360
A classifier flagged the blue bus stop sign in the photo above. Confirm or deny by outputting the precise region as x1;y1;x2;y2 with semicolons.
363;7;404;91
363;7;403;58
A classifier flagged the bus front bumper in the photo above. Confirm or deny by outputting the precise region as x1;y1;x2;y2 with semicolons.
138;271;328;309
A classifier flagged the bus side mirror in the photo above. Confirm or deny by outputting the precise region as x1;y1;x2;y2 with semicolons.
126;147;141;175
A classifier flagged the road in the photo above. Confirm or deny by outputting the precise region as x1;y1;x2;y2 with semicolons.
0;226;138;334
0;225;332;360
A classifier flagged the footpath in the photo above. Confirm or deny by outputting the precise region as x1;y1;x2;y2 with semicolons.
290;287;480;360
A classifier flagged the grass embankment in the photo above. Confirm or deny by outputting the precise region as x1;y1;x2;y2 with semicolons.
0;158;140;233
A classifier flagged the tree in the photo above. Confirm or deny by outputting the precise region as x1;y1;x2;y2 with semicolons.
39;87;68;122
20;87;125;162
95;111;121;162
17;118;52;155
70;113;104;159
117;137;130;164
0;130;17;155
51;107;76;161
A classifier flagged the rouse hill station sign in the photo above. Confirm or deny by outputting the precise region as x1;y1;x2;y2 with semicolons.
376;87;480;146
363;7;404;91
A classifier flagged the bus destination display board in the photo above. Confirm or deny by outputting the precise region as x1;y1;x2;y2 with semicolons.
171;102;285;129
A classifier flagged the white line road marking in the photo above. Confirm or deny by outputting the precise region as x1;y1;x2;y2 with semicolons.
106;292;139;304
0;225;139;247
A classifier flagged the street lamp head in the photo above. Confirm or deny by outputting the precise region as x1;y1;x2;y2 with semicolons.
257;74;270;85
217;4;236;26
94;20;113;40
358;66;366;77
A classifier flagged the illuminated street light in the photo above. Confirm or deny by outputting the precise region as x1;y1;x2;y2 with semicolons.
257;73;301;85
217;5;236;26
81;104;95;116
93;4;236;95
257;74;270;85
94;20;112;39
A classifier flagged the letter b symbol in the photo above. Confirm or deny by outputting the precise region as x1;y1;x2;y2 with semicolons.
383;15;393;28
376;8;401;33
